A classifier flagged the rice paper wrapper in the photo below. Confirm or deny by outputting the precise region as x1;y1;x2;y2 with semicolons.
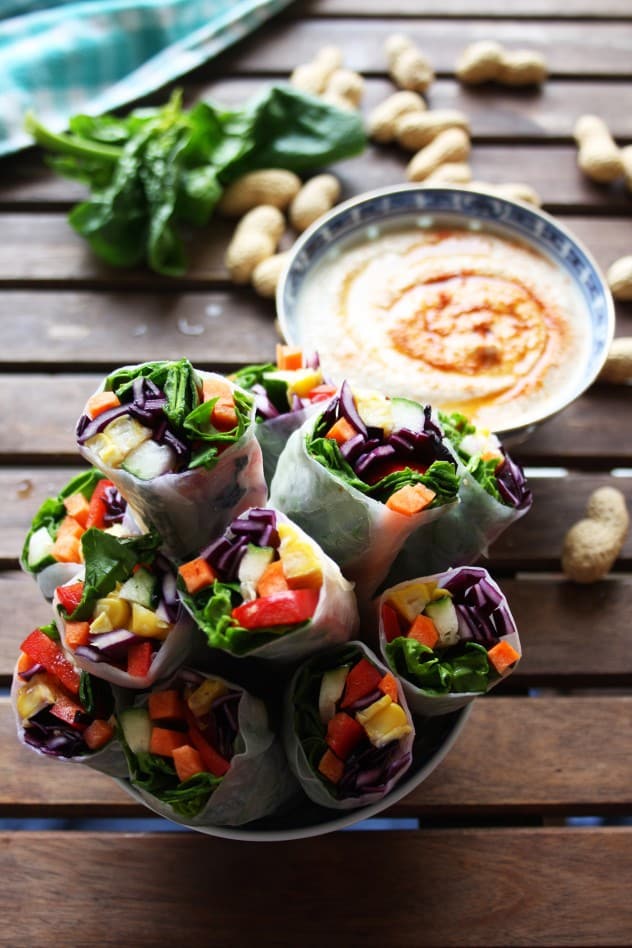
184;508;359;663
77;370;267;559
283;641;415;810
255;405;318;487
269;421;455;603
378;567;522;717
11;658;128;778
126;675;297;828
53;569;195;689
387;465;528;581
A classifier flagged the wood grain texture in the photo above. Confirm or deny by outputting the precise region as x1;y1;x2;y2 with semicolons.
303;0;632;17
208;19;632;77
3;828;632;946
4;697;632;817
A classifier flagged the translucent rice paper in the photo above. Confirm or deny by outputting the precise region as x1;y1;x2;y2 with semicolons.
53;569;195;690
269;420;456;604
11;658;128;778
255;404;320;487
283;640;415;810
31;507;141;601
127;674;297;828
184;508;359;663
386;458;529;582
378;567;522;717
77;369;267;559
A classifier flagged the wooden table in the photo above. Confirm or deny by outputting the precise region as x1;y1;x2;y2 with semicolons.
2;1;632;945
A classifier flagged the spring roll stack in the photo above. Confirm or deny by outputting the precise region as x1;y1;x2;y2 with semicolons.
13;351;528;829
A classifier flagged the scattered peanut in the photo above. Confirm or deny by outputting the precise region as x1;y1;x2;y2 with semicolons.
422;162;472;185
598;338;632;384
406;127;471;182
456;40;547;86
607;256;632;301
573;115;624;184
466;181;542;206
395;109;470;152
385;33;434;93
561;486;629;583
224;205;285;285
324;68;364;108
251;251;290;299
218;169;301;218
289;173;341;232
367;91;427;144
290;45;343;95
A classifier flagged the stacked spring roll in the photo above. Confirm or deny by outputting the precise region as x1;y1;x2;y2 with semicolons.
178;507;358;661
53;529;193;688
76;359;266;557
387;412;532;580
284;642;414;809
13;622;126;775
270;382;460;600
118;669;296;826
379;566;521;716
20;469;138;599
232;345;336;485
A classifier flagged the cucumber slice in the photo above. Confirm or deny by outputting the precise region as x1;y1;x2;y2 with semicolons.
425;597;460;647
122;440;176;480
318;665;350;724
261;371;292;412
391;397;426;433
238;545;275;587
119;567;159;609
119;708;152;754
27;525;55;570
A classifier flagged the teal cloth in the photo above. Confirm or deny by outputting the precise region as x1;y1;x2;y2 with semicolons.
0;0;294;156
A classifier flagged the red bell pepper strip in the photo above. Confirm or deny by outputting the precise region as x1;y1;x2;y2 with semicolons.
56;581;85;615
126;640;153;678
85;478;116;529
19;628;80;695
381;602;403;643
50;694;88;731
231;588;319;630
340;658;384;709
326;712;365;760
184;705;230;777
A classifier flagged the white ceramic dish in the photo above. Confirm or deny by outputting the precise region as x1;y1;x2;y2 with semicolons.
276;185;615;443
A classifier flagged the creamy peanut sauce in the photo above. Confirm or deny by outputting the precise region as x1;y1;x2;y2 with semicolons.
295;225;591;431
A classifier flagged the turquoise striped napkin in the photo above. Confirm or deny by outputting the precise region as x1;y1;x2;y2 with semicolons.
0;0;293;156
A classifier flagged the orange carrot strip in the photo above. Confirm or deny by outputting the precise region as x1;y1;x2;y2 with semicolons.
173;744;206;783
386;483;436;516
211;397;238;431
201;377;232;402
83;719;115;751
487;640;520;674
149;727;188;758
86;391;121;420
256;560;289;597
64;621;91;650
51;533;82;564
178;558;216;595
378;672;399;702
318;748;345;785
148;689;186;723
62;493;91;528
325;417;357;445
276;344;303;371
56;516;85;540
408;614;439;649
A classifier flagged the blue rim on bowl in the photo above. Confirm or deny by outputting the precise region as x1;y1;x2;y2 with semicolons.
276;184;615;441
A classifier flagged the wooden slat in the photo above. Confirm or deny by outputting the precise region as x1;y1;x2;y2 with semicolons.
0;210;630;286
2;378;632;467
3;697;632;817
209;19;632;77
3;828;632;946
304;0;632;17
4;569;632;684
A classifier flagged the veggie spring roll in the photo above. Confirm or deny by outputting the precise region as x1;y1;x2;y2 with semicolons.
75;359;266;557
380;566;521;716
232;345;336;485
269;381;460;600
13;623;126;776
53;529;193;688
21;468;138;600
118;668;296;826
284;641;414;810
387;413;533;579
178;507;358;661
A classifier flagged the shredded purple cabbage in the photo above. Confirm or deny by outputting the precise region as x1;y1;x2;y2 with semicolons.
496;452;533;511
338;741;410;798
200;508;280;582
102;484;127;525
443;567;516;647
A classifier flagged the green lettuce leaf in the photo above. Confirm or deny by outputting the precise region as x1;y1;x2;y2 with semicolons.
439;411;504;504
385;637;491;695
40;621;61;643
122;744;222;818
107;358;201;427
184;387;254;469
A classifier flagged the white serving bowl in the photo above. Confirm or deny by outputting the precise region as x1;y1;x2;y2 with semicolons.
276;185;615;443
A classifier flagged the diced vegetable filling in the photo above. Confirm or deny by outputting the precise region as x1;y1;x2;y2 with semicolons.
17;625;115;757
76;359;253;478
119;674;241;817
306;652;412;798
384;569;520;694
232;347;336;422
307;382;459;510
438;411;532;510
178;509;322;653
